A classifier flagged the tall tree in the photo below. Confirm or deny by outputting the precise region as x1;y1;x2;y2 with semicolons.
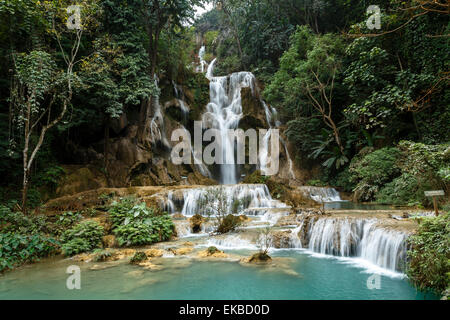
136;0;203;143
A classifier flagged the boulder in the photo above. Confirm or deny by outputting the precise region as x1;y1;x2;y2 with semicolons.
189;214;204;233
102;235;117;248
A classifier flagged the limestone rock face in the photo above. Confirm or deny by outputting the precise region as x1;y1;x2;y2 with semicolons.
56;166;107;197
102;235;117;248
271;231;292;249
240;87;267;131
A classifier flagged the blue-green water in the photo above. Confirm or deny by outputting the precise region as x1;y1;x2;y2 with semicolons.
0;251;435;300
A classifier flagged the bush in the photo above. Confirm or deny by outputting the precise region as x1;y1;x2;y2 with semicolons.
207;246;219;255
0;206;55;235
57;211;82;227
130;251;147;264
349;147;401;201
407;213;450;295
109;198;174;247
92;249;113;262
60;220;104;256
0;232;58;272
376;173;429;206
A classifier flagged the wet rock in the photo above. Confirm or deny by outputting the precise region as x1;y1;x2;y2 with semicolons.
242;252;272;264
168;247;193;256
189;214;204;233
197;247;228;259
130;252;148;264
271;231;292;249
137;261;164;271
144;249;164;258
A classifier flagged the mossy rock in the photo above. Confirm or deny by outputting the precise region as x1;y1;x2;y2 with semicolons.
249;252;272;263
130;252;147;264
207;246;220;255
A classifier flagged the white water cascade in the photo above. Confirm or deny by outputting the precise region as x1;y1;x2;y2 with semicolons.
298;186;343;203
179;184;288;217
198;45;208;73
150;77;171;149
203;59;257;184
292;217;408;272
172;81;190;123
203;58;296;183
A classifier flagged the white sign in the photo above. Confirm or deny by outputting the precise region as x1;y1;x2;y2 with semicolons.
424;190;445;197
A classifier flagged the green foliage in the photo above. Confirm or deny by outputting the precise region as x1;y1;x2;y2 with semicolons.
0;232;58;272
130;251;147;264
306;180;328;187
60;220;104;256
108;198;174;247
376;173;426;206
207;246;219;255
349;142;449;206
57;211;83;228
92;249;113;262
0;205;58;272
349;147;401;201
407;213;450;295
214;54;242;76
34;166;66;193
242;170;269;185
0;205;52;234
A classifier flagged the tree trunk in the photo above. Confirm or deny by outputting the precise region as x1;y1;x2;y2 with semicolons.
22;169;29;213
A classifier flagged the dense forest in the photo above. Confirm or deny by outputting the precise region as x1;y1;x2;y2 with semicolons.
0;0;448;299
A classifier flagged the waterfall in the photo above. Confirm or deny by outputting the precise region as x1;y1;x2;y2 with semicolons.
204;58;296;183
150;77;170;149
290;217;409;272
179;184;288;217
198;45;208;73
206;234;258;250
172;81;190;124
298;186;343;202
203;60;257;184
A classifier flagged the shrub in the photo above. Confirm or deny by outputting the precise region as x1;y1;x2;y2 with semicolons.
207;246;219;255
92;249;113;262
407;213;450;295
130;251;147;264
57;211;82;227
349;147;401;201
109;198;174;247
376;173;429;206
114;221;155;247
0;206;54;235
60;220;104;256
0;232;58;272
108;197;138;228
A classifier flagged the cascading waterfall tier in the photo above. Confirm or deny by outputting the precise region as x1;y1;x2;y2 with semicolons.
179;184;288;217
203;59;257;184
297;186;343;203
153;184;289;217
291;216;409;272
